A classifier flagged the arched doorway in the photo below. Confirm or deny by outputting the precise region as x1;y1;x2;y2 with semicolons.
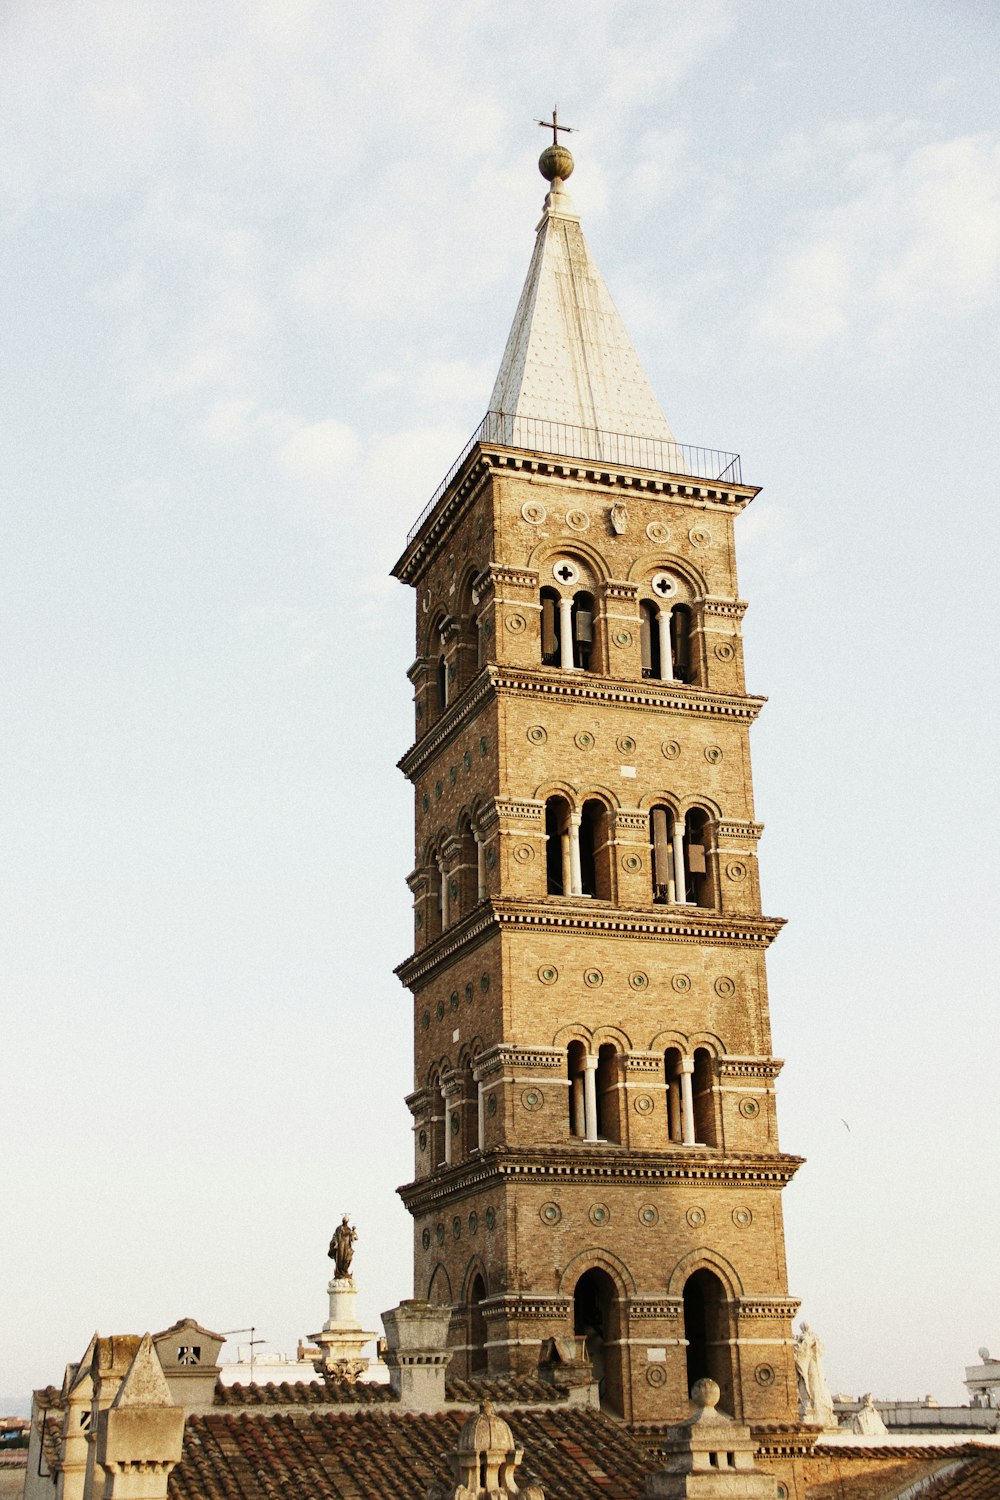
573;1268;624;1415
468;1273;487;1375
682;1268;735;1414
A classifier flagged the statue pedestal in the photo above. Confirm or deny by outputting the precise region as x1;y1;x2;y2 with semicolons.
309;1277;377;1382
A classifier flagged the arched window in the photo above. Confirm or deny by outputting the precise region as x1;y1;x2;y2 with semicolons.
540;587;561;667
595;1043;622;1144
573;1268;624;1416
545;796;573;895
454;818;479;919
682;1270;735;1413
579;799;612;900
685;809;712;909
650;805;679;904
693;1048;717;1147
664;1047;683;1143
468;1273;488;1375
429;1077;447;1170
571;590;594;670
639;601;661;679
671;604;694;684
567;1041;587;1138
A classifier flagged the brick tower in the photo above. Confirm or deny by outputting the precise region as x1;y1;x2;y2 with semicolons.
392;138;803;1429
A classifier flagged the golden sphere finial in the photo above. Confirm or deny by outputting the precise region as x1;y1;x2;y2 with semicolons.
539;143;574;184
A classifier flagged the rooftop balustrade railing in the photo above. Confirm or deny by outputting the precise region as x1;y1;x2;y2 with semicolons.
405;411;743;545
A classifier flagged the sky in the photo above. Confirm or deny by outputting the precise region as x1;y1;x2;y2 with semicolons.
2;0;999;1409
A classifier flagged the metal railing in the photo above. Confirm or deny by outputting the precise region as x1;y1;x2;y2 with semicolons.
406;411;742;544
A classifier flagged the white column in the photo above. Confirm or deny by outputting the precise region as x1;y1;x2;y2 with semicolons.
475;833;487;901
571;1072;586;1138
443;1093;453;1166
558;596;575;670
672;817;688;904
667;1078;682;1142
657;606;675;681
583;1056;599;1142
560;824;573;895
476;1082;485;1152
679;1058;696;1146
568;811;583;897
439;858;450;928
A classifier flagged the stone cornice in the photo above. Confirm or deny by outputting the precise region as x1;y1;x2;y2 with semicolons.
737;1298;801;1321
393;443;760;586
397;900;785;988
398;1146;805;1214
486;666;766;723
717;820;764;841
701;596;749;621
628;1298;682;1320
474;1044;566;1081
718;1057;785;1080
399;665;766;781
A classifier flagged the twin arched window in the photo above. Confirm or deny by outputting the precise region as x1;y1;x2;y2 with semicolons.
545;796;611;900
567;1041;623;1144
664;1046;718;1146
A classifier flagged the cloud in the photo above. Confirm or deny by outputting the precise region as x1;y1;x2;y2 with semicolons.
277;419;360;484
753;126;1000;354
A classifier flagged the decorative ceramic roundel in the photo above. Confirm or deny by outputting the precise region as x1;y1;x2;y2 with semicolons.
622;852;642;874
521;501;546;524
714;641;735;661
662;739;681;760
755;1364;776;1388
651;571;678;599
538;965;559;985
629;970;649;991
714;976;736;998
513;843;534;864
422;1228;431;1250
672;973;691;994
465;982;474;1003
418;1130;428;1151
552;558;580;586
633;1094;654;1116
540;1202;562;1225
646;1365;667;1388
689;526;712;547
732;1207;753;1229
435;1000;445;1020
617;734;636;754
646;521;670;543
726;861;748;882
485;1208;496;1230
527;724;547;745
566;509;590;531
452;1216;461;1239
505;613;526;633
487;1096;497;1116
739;1098;761;1119
450;991;459;1011
521;1087;544;1112
435;1223;445;1244
704;745;724;765
575;730;595;750
686;1206;706;1228
468;1212;478;1235
613;628;632;648
639;1204;659;1226
584;968;604;988
589;1204;611;1226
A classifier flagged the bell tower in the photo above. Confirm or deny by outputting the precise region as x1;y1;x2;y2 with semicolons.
392;139;803;1429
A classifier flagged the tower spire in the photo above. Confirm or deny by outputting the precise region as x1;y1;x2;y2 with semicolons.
488;133;677;443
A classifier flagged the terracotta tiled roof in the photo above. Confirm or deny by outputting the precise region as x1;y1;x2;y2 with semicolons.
170;1408;656;1500
214;1378;397;1407
444;1375;568;1405
910;1451;1000;1498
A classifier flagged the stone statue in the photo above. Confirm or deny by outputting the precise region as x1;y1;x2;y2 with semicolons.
328;1215;358;1279
849;1392;888;1435
794;1322;837;1429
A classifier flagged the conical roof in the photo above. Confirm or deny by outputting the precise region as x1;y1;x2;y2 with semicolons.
489;165;676;443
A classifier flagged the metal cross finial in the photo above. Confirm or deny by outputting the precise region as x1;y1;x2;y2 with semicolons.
536;107;577;146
